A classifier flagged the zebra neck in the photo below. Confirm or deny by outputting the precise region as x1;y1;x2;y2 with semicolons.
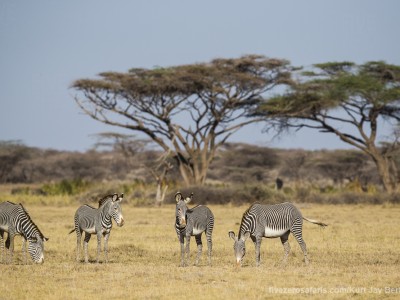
18;216;39;240
100;211;112;225
99;202;112;228
238;213;256;239
238;225;252;239
99;201;111;217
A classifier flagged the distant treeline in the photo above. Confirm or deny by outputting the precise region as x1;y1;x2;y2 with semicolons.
0;140;381;190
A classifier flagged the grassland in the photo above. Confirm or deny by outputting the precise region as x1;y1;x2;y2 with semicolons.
0;195;399;299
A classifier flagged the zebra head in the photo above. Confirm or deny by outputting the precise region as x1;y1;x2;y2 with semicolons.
28;234;49;264
109;193;125;227
175;192;193;228
228;231;250;267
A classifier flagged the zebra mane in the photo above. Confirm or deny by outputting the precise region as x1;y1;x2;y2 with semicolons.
238;202;260;237
18;203;46;240
98;194;115;207
241;202;260;218
187;204;201;213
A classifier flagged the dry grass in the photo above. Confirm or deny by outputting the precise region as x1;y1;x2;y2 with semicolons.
0;199;399;299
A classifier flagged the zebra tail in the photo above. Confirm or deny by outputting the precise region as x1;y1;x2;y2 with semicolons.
303;217;328;227
68;229;75;235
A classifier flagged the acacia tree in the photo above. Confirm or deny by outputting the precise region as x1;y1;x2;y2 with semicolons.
258;61;400;192
72;55;291;186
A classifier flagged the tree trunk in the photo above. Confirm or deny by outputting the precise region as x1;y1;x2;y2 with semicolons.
371;154;396;193
174;149;211;186
155;182;168;206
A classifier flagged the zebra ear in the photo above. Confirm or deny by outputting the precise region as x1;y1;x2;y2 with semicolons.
228;231;236;240
112;193;118;202
184;196;191;204
44;237;49;242
175;192;183;203
116;193;124;202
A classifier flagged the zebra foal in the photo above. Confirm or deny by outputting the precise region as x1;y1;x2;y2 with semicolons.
175;192;214;267
0;201;48;264
229;202;327;267
69;193;125;263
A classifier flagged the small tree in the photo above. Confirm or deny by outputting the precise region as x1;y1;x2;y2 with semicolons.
92;133;173;204
72;55;291;186
258;61;400;192
147;151;173;206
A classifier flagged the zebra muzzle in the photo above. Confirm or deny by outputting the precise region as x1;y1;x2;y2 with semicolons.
118;218;125;227
236;258;241;267
36;255;44;264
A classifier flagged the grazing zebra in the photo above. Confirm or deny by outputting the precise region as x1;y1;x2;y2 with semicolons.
0;201;48;264
175;192;214;267
69;193;125;263
228;202;327;267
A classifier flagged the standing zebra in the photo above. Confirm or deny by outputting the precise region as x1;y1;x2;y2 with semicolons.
175;192;214;267
69;193;125;263
228;202;327;267
0;201;48;264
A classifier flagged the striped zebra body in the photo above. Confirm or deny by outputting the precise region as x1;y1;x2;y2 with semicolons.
229;202;327;267
175;192;214;267
0;201;48;264
69;193;124;263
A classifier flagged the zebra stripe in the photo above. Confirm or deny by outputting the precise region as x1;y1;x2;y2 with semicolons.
175;192;214;267
0;201;48;264
229;202;327;267
69;193;124;263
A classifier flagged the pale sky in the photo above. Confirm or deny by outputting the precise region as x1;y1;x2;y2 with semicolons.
1;1;399;151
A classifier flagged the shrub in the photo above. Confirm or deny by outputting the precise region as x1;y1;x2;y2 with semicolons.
40;179;91;196
166;184;288;205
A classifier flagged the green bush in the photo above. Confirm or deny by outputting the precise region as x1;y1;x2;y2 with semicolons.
40;179;91;196
11;186;34;195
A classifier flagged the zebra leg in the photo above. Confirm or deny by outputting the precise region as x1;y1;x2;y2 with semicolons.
291;224;309;264
280;232;291;265
96;233;102;263
22;238;27;264
249;235;258;267
6;232;15;264
0;230;4;264
179;234;185;267
206;228;213;266
5;235;10;263
185;234;191;266
76;229;82;262
194;234;202;266
83;232;91;263
103;233;110;263
254;236;262;267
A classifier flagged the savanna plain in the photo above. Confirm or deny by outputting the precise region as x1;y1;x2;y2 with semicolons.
0;194;399;300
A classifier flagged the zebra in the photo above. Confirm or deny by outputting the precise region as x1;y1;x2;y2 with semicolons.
0;201;48;264
175;192;214;267
228;202;327;267
69;193;125;263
